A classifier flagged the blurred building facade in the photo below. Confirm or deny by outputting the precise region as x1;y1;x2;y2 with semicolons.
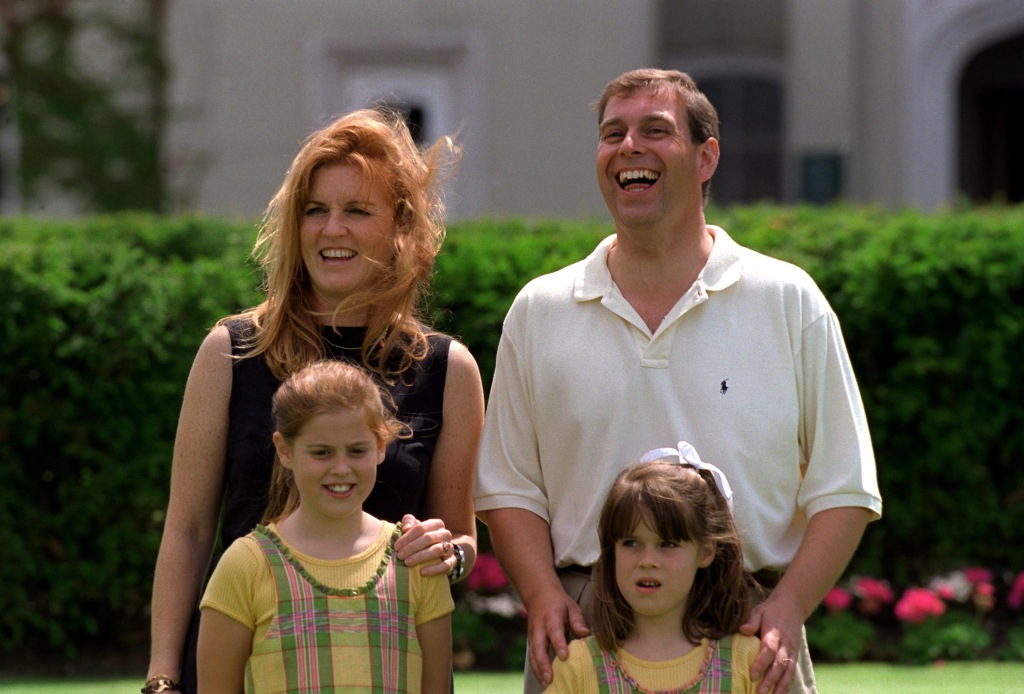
4;0;1024;218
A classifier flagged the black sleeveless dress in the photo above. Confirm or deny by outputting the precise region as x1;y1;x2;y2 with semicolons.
221;318;451;547
179;318;451;693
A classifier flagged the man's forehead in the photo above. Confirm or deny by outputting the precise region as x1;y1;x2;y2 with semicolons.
601;87;683;123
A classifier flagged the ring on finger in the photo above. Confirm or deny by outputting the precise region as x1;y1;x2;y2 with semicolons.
442;541;453;557
777;657;794;666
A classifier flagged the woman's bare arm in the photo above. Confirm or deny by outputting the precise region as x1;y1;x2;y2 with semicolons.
146;326;233;683
394;340;484;578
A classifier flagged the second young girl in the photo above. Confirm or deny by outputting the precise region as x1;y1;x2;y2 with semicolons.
547;442;763;694
196;360;453;693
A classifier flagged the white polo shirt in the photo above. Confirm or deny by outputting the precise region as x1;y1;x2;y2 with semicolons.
474;227;882;571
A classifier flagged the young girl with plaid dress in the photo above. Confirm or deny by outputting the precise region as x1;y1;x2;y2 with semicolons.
546;442;763;694
197;360;453;693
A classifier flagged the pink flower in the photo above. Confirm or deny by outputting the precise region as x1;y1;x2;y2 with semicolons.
895;587;946;624
972;582;995;612
1008;571;1024;611
964;567;994;585
854;576;895;601
466;553;510;593
823;586;852;613
852;576;894;615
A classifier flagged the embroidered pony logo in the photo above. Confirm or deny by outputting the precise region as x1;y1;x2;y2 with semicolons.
720;379;729;395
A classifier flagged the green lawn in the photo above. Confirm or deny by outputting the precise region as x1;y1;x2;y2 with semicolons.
815;662;1024;693
3;663;1024;693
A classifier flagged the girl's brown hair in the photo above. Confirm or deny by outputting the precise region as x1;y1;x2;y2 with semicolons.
261;360;409;524
223;106;459;381
591;461;758;650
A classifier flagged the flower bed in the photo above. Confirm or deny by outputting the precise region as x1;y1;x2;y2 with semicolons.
451;553;528;671
456;557;1024;667
808;568;1024;663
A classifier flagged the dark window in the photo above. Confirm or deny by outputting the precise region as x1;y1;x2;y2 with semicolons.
959;33;1024;203
0;78;10;203
382;100;427;145
698;77;783;205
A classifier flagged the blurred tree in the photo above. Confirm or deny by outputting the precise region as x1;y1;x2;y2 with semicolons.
0;0;168;212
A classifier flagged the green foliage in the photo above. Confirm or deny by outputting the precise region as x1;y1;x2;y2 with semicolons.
0;214;259;657
0;2;167;211
452;608;501;654
430;218;613;390
897;613;992;664
449;554;527;671
807;612;878;662
1001;626;1024;661
3;205;1024;659
800;206;1024;583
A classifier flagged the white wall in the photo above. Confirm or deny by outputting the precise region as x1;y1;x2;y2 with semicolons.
163;0;657;221
26;0;1017;217
901;0;1024;208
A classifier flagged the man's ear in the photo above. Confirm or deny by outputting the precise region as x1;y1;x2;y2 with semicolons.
699;137;720;182
272;432;292;468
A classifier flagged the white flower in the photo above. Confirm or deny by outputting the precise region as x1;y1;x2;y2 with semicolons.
928;571;972;602
466;592;523;619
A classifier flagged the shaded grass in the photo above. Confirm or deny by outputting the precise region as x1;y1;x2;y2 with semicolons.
3;663;1024;693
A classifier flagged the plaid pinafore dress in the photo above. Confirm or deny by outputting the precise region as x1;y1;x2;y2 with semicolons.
586;635;733;694
244;524;416;693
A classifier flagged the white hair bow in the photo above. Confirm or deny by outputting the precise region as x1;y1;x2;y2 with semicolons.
639;440;734;513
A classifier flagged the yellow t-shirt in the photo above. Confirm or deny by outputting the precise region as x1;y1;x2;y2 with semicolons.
200;520;454;646
546;634;762;694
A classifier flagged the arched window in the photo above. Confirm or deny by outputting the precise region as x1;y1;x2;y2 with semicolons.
958;32;1024;203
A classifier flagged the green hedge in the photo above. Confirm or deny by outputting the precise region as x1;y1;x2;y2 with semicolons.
718;205;1024;584
2;206;1023;657
0;215;260;657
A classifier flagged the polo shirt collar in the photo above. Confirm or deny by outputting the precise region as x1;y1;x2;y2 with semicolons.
573;234;617;301
702;225;744;292
572;226;743;302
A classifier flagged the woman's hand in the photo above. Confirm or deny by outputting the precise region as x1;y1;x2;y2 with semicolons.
394;514;457;577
